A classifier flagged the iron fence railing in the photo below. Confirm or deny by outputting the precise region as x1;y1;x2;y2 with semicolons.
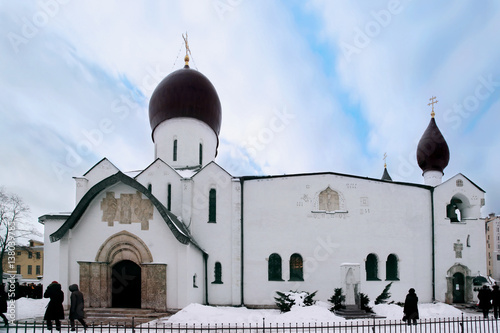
5;315;500;333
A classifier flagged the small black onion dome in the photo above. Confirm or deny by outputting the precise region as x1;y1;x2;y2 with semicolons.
381;167;392;181
416;118;450;174
149;66;222;140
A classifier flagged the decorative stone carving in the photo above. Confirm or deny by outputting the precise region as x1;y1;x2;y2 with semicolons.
319;187;339;211
101;191;153;230
454;240;463;258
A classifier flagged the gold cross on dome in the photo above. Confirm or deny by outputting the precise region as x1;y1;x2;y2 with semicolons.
428;96;438;118
383;152;387;168
182;32;191;66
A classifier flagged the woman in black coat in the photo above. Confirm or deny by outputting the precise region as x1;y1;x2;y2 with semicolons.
403;288;419;325
69;284;88;331
44;281;64;331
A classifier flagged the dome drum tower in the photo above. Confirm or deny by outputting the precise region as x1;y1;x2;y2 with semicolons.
148;61;222;170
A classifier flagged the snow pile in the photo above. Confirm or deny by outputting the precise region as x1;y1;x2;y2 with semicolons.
14;297;49;321
160;302;345;325
286;291;311;307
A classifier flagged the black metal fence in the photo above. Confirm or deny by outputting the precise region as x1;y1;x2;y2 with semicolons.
6;316;500;333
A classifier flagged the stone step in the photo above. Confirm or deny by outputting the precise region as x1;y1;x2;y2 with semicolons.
335;305;385;319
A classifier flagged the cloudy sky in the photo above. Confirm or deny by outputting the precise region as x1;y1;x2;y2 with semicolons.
1;1;499;237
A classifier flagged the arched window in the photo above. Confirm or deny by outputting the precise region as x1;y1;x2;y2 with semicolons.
199;143;203;166
173;139;178;161
268;253;283;281
386;254;399;280
447;198;462;222
213;262;222;284
147;183;152;192
208;189;216;223
167;184;171;211
289;253;304;281
366;253;379;281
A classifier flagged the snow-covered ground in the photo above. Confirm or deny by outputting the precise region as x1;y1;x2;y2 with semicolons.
14;297;474;325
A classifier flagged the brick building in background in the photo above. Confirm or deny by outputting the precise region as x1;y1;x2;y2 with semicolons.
486;213;500;280
2;239;44;282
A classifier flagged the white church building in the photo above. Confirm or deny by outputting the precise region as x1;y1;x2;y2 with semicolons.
40;54;487;311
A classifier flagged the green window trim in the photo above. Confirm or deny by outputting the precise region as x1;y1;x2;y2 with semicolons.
212;262;223;284
289;253;304;281
366;253;380;281
268;253;283;281
208;188;216;223
173;139;178;161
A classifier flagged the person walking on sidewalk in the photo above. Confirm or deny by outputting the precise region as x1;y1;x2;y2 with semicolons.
44;281;64;331
69;284;89;331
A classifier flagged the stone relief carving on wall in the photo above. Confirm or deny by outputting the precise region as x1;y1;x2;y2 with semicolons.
101;191;153;230
309;186;348;217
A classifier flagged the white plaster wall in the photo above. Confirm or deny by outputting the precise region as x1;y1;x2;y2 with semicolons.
189;163;237;305
153;118;218;169
433;174;486;302
41;218;65;290
75;159;120;203
134;159;185;218
63;182;204;309
241;174;434;306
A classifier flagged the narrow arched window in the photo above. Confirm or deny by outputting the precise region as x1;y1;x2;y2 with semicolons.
366;253;379;281
167;183;171;211
173;139;178;161
289;253;304;281
213;262;222;284
268;253;283;281
208;189;216;223
199;143;203;166
147;183;152;192
386;254;399;280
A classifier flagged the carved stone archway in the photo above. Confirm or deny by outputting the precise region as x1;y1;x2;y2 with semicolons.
445;263;472;304
79;231;167;310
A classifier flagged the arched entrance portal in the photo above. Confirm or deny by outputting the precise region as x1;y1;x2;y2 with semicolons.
452;272;465;303
79;231;167;311
446;264;472;304
112;260;141;308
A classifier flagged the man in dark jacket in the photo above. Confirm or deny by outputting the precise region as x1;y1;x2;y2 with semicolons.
403;288;419;325
491;284;500;319
69;284;88;331
478;285;492;318
44;281;64;331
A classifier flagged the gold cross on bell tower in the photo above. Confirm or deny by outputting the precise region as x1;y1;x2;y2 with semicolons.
383;152;387;168
428;96;438;118
182;32;191;67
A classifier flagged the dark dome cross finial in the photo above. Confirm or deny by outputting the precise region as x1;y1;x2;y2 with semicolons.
182;32;191;67
428;96;438;118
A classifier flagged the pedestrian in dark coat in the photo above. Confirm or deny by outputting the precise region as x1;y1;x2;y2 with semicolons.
44;281;64;331
69;284;88;331
403;288;419;325
0;285;8;326
478;285;492;318
491;284;500;319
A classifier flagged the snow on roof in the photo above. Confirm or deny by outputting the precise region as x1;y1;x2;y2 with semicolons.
176;169;198;178
124;170;142;178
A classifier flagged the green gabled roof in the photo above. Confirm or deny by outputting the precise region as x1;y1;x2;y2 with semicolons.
49;171;205;253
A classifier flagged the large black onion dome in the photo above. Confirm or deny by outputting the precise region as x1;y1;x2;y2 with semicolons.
149;66;222;139
416;118;450;174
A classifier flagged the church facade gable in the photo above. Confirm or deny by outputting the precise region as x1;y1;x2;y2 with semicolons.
189;161;241;305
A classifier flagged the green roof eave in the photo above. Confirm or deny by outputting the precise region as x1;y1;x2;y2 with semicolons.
49;171;206;254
